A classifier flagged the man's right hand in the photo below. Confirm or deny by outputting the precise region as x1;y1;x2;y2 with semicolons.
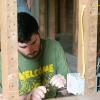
31;86;47;100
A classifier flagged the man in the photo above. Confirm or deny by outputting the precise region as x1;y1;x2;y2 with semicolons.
0;12;68;100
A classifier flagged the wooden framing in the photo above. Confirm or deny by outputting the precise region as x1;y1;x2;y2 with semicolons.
59;0;67;33
39;0;47;39
49;93;100;100
77;0;98;95
0;0;99;99
39;0;57;39
0;0;1;51
72;0;78;56
47;0;57;39
31;0;39;24
0;0;18;99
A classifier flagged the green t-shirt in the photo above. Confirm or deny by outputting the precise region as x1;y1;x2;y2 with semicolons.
0;39;68;98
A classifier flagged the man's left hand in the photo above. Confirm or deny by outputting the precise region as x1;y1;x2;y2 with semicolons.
50;74;66;88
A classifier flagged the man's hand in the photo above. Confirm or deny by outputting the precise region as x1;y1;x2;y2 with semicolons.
31;86;47;100
19;86;47;100
8;75;47;100
50;74;66;88
0;94;3;100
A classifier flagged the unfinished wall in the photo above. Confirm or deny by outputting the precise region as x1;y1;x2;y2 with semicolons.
31;0;39;23
39;0;74;54
55;0;74;54
97;0;100;52
1;0;19;99
0;2;1;50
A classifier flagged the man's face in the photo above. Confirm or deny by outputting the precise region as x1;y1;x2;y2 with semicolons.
18;34;41;58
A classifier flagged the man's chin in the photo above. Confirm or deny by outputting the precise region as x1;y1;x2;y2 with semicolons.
19;51;40;58
26;52;39;58
26;54;36;58
28;55;37;58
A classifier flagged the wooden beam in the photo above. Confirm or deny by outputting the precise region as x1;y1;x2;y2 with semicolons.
84;0;98;95
39;0;47;39
59;0;67;33
31;0;39;23
72;0;78;56
77;0;98;95
1;0;19;99
0;1;1;51
77;0;88;78
48;93;100;100
47;0;56;40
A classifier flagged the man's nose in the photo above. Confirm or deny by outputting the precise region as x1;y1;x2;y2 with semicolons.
27;46;34;54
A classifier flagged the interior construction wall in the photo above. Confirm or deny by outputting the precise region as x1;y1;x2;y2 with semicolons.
0;6;1;50
97;0;100;52
39;0;74;54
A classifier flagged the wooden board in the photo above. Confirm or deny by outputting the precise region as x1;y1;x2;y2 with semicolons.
0;0;1;50
72;0;78;56
48;93;100;100
77;0;98;95
1;0;19;99
84;0;98;95
47;0;56;39
39;0;47;39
